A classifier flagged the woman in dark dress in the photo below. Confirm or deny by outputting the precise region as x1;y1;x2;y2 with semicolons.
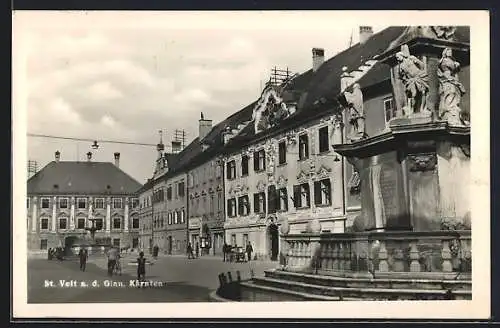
137;251;146;281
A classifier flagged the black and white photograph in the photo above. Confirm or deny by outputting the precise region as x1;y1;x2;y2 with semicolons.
12;10;490;319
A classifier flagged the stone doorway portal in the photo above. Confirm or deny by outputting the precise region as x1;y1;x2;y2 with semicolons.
267;224;279;261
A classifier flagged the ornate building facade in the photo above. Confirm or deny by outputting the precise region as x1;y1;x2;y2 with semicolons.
27;151;141;252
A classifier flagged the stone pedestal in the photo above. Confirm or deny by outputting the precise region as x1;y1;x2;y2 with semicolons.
334;121;470;232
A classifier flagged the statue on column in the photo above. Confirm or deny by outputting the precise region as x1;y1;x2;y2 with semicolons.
344;83;366;141
437;47;468;125
395;44;430;116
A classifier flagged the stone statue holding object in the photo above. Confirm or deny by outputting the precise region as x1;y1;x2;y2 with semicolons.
396;44;430;117
344;83;366;140
437;47;468;125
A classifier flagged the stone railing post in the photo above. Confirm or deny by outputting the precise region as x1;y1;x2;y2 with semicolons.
409;240;421;272
441;240;453;272
378;241;389;272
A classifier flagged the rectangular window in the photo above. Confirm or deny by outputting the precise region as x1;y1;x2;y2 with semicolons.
40;239;48;250
168;212;172;225
27;198;30;209
226;160;236;180
167;186;172;200
227;198;237;217
293;183;310;208
278;141;287;164
113;238;120;247
243;234;249;247
113;217;121;229
94;198;105;209
299;134;309;160
41;198;50;209
95;218;104;230
253;192;266;213
59;218;67;230
241;155;249;176
181;209;186;223
132;218;139;229
253;150;266;172
113;198;122;209
77;198;87;209
132;198;139;209
77;218;86;229
41;218;49;230
267;185;277;214
384;97;395;124
231;234;237;246
59;198;68;209
278;188;288;211
314;178;332;206
178;182;185;197
132;238;139;248
319;126;329;153
238;195;250;216
210;194;214;214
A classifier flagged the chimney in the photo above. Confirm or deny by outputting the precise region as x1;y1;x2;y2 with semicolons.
86;151;92;162
199;112;213;140
171;141;182;154
55;151;60;163
312;48;325;72
359;26;373;44
114;152;120;167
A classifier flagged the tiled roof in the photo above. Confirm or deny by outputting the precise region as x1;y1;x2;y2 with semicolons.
27;161;142;195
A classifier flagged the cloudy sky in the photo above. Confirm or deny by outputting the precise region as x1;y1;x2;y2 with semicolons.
15;11;388;183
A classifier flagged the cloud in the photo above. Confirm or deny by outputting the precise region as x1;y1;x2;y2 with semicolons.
23;16;387;182
87;81;123;100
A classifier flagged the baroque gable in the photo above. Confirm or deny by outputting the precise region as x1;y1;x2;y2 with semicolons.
316;165;332;179
252;80;297;134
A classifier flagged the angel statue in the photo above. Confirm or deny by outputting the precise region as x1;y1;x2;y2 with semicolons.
396;44;430;116
344;83;365;140
437;47;468;125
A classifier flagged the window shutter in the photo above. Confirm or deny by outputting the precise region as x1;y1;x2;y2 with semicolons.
268;186;276;214
305;136;309;158
325;179;332;204
314;181;322;205
293;185;301;208
227;199;231;217
261;193;266;213
254;193;259;213
305;184;311;206
253;152;259;171
282;188;288;211
226;163;231;179
245;196;250;213
262;151;266;170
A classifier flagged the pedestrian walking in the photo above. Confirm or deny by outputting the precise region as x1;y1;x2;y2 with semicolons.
153;245;159;260
47;248;52;260
222;243;228;262
106;247;118;276
195;242;199;259
187;242;194;259
246;241;253;262
137;251;146;281
79;248;88;271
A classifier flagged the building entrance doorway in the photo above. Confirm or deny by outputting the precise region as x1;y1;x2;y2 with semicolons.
267;224;279;261
167;236;172;255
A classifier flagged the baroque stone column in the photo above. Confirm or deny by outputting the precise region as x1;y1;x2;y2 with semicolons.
70;197;75;230
124;197;129;232
31;197;37;232
51;196;57;232
106;197;111;233
332;120;345;213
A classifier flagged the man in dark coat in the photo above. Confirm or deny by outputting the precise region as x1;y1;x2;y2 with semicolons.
246;241;253;262
79;248;88;271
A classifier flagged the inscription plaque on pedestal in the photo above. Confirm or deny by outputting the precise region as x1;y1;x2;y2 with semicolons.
379;164;409;229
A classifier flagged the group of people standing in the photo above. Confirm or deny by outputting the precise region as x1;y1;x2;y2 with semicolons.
47;247;65;261
222;241;253;262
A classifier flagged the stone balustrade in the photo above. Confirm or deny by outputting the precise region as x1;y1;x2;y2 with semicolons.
282;230;471;278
